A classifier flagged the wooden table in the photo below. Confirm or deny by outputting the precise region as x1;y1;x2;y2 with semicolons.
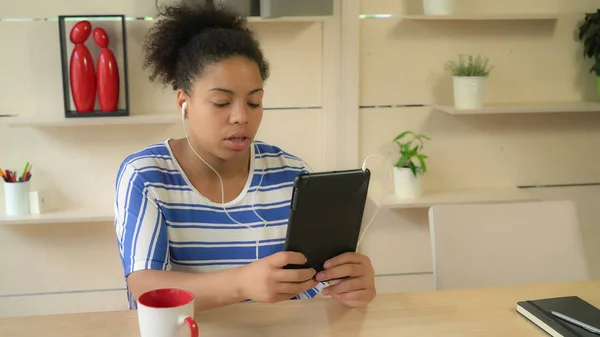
1;281;598;337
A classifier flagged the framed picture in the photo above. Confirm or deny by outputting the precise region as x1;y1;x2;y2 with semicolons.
57;15;130;118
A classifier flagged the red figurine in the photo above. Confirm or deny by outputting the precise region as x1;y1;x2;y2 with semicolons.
69;21;96;113
94;27;119;112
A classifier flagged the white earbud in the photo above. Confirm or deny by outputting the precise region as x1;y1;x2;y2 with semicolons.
181;101;187;119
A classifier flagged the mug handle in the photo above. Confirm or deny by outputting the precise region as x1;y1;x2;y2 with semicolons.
182;316;199;337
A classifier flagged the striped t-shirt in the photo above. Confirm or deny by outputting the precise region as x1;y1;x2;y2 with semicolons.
114;139;324;308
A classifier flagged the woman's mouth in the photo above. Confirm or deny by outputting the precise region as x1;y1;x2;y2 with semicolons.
227;136;248;142
224;136;251;151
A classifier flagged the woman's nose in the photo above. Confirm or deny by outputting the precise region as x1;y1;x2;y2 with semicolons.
229;103;249;124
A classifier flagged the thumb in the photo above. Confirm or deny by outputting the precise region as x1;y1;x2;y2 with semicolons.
267;251;308;268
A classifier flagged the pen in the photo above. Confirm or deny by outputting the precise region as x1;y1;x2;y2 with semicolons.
20;162;29;181
23;164;32;181
551;311;600;335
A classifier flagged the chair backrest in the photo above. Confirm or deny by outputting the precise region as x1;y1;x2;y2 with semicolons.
428;200;590;290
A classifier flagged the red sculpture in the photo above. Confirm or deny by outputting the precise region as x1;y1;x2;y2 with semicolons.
69;21;96;113
94;28;119;112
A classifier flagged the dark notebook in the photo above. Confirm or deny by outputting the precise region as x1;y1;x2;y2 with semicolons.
517;296;600;337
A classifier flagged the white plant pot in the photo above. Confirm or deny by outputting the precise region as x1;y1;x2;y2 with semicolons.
423;0;454;15
452;76;486;110
393;167;422;199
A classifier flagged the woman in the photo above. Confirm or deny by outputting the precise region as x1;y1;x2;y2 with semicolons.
114;3;376;311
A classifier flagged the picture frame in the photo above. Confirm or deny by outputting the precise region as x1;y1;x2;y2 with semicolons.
57;14;130;118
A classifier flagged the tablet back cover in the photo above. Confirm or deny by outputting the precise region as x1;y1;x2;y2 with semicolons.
284;169;370;271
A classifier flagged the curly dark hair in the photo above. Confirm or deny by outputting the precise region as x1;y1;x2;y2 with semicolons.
142;3;270;94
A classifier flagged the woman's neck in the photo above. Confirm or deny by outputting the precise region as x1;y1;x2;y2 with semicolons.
171;138;250;181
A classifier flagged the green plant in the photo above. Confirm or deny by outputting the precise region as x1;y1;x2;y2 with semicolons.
577;9;600;75
445;54;493;77
393;131;430;177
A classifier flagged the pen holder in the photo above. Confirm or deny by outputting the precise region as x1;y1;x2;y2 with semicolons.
4;181;30;216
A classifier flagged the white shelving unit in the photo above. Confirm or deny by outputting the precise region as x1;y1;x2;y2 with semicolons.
382;188;536;209
6;114;179;128
359;13;559;21
0;208;112;226
433;101;600;115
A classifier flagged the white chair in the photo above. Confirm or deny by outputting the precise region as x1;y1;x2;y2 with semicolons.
428;200;590;290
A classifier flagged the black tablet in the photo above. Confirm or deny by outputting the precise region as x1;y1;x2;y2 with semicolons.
284;168;371;272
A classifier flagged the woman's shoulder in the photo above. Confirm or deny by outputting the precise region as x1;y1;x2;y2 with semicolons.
253;141;309;171
117;140;174;176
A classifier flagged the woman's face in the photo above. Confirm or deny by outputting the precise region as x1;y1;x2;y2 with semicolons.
179;56;264;161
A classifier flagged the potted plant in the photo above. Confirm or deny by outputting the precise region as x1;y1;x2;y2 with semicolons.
445;54;493;110
392;131;430;199
577;9;600;100
423;0;454;16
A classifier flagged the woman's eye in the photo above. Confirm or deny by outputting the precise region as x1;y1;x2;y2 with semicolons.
213;102;230;108
248;102;261;109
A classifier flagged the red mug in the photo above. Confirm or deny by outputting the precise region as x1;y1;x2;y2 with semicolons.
137;288;199;337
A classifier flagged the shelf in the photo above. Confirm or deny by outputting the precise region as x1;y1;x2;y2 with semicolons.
6;114;179;128
0;188;535;222
360;13;558;21
0;208;112;226
382;188;536;209
0;16;330;23
433;101;600;115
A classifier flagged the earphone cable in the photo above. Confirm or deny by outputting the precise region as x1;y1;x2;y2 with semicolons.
181;105;268;261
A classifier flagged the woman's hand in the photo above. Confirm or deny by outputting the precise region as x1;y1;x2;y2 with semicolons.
239;251;318;303
315;252;376;308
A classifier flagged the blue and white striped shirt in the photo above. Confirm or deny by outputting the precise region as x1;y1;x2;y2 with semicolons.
114;139;323;308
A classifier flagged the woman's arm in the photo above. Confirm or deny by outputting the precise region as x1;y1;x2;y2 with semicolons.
127;251;318;311
127;268;246;311
115;164;244;311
